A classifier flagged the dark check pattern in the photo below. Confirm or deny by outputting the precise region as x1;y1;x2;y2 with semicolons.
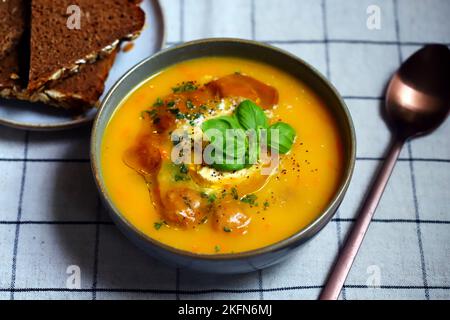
0;0;449;300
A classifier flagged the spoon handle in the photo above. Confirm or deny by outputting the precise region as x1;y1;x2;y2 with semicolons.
320;137;405;300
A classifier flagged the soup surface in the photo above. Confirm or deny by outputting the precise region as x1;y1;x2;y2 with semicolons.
101;57;344;254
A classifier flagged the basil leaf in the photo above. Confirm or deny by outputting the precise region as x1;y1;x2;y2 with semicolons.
267;122;296;154
202;116;239;149
212;162;246;171
202;116;242;138
202;116;247;171
224;126;247;158
245;128;259;166
235;100;268;130
202;116;243;148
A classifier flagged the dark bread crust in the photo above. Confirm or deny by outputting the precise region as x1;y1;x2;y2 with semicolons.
42;49;118;109
28;0;144;91
0;0;26;60
1;45;118;110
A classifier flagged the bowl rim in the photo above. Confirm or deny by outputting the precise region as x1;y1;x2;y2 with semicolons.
91;37;356;261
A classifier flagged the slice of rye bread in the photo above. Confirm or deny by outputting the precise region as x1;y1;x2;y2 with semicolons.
28;0;145;91
34;50;118;109
0;0;26;59
0;43;119;110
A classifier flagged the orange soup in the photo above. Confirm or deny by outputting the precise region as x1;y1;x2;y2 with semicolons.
101;57;344;254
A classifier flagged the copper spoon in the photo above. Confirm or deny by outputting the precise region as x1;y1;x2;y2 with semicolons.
320;44;450;300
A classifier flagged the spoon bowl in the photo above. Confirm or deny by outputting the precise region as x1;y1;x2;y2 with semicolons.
386;44;450;138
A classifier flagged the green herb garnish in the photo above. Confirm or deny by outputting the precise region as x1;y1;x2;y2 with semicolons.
186;100;195;109
141;109;158;120
169;108;180;115
174;174;188;182
207;193;217;204
202;116;247;171
202;115;243;135
223;227;232;233
267;122;296;154
231;187;239;200
214;245;221;253
241;194;258;206
200;192;216;203
235;100;269;131
175;113;186;120
154;221;164;230
200;100;296;172
172;81;198;93
174;164;190;181
179;163;188;174
153;97;164;107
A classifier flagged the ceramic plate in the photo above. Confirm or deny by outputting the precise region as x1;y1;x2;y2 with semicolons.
0;0;166;131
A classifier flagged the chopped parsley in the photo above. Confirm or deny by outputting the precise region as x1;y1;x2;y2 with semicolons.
207;193;217;204
214;245;221;253
174;173;189;182
241;194;258;206
154;221;164;230
141;108;161;125
169;108;180;115
190;112;202;120
175;113;186;120
231;187;239;200
172;81;198;93
223;227;232;233
179;163;189;174
174;164;190;182
186;100;195;109
141;109;157;119
200;192;217;204
153;97;164;107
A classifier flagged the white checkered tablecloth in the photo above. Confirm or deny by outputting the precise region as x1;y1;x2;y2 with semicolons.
0;0;449;300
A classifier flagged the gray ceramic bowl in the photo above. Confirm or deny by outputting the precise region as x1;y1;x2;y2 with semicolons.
91;38;356;274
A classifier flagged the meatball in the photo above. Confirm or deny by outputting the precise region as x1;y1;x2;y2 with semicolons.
206;74;279;109
123;135;161;176
154;112;176;133
162;188;205;228
213;202;251;234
